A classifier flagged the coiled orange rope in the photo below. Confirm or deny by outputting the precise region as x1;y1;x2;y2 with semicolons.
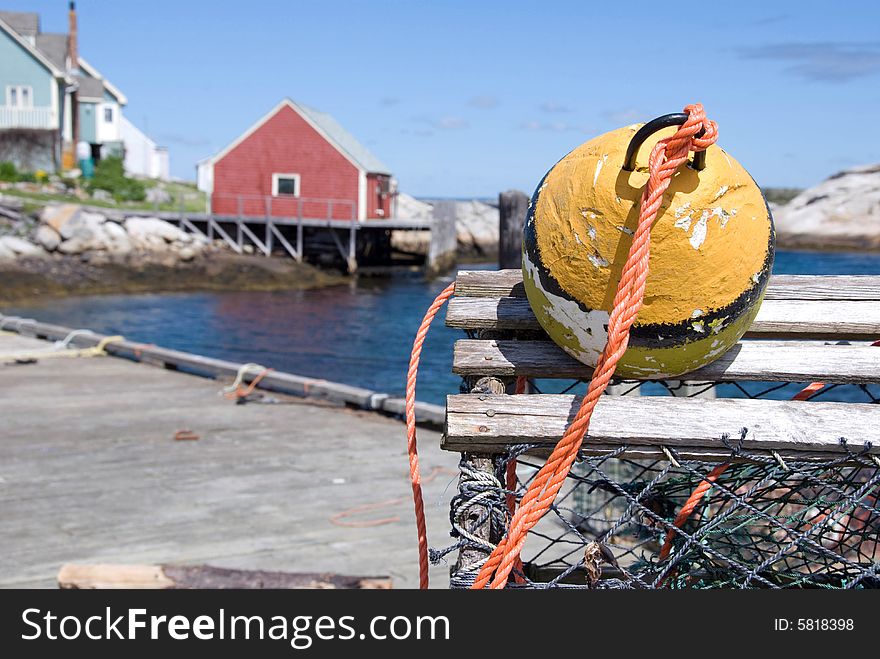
405;104;718;590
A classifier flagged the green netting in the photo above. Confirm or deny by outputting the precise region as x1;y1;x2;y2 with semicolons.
440;380;880;589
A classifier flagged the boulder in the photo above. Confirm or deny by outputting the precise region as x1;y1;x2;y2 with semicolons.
391;194;500;257
91;189;114;203
146;186;172;205
101;220;133;255
35;224;61;251
58;236;92;255
773;164;880;250
177;246;196;262
0;235;44;257
454;199;499;255
56;210;106;242
0;240;15;261
40;203;82;235
124;217;191;246
396;193;434;221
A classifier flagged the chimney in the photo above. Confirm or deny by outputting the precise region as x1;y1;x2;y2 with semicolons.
68;1;79;150
67;1;78;70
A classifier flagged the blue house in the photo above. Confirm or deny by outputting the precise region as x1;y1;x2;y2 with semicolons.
0;3;127;173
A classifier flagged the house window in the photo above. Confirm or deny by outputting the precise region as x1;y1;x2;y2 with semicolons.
104;106;113;123
271;173;301;197
6;85;33;108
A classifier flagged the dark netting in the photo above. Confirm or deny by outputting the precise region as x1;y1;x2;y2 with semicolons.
438;379;880;589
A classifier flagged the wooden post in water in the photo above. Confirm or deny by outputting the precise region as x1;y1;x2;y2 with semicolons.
427;200;457;277
498;190;529;270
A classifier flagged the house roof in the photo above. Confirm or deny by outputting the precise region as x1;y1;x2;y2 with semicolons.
34;33;67;70
296;102;391;175
77;56;127;105
0;10;38;38
207;98;391;175
76;75;105;100
0;15;64;78
0;10;127;104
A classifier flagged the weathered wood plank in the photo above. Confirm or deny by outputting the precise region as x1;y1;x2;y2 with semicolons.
453;339;880;383
446;297;880;340
58;564;392;589
444;394;880;459
454;270;880;301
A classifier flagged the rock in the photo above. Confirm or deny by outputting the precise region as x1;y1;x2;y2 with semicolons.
124;217;190;246
177;246;196;262
91;189;114;203
101;220;132;255
0;235;44;256
35;225;61;251
391;194;499;257
40;204;82;235
58;236;92;255
396;193;434;221
774;164;880;250
454;199;499;256
0;240;15;260
146;186;172;205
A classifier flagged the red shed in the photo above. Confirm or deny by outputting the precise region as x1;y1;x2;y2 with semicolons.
198;99;394;221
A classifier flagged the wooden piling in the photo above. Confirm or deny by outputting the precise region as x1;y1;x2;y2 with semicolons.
498;190;529;270
426;200;458;277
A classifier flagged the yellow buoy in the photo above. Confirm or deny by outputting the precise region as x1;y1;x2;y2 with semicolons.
522;120;775;378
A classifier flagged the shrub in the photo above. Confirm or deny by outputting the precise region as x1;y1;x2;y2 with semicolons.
0;161;19;182
86;156;146;202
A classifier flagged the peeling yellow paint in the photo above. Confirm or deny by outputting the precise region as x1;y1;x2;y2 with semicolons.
530;125;772;327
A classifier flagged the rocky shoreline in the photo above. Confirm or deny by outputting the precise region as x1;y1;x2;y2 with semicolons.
772;164;880;252
0;200;343;305
1;253;344;305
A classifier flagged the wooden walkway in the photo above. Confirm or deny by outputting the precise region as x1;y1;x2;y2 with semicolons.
81;202;447;274
0;332;457;588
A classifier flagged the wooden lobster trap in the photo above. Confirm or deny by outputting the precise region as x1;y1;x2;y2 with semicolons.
438;269;880;589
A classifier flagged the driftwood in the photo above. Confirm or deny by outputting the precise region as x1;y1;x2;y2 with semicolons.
57;564;392;590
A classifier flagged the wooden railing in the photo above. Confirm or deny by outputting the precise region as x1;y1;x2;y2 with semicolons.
209;193;358;222
0;106;55;130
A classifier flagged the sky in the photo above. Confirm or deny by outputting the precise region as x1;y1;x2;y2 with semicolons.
9;0;880;196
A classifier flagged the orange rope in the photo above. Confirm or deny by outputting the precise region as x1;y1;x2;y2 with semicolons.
471;104;718;589
658;463;729;560
224;367;273;400
508;376;528;583
405;104;717;590
406;282;456;589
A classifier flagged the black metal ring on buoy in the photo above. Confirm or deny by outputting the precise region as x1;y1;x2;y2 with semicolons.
622;113;707;172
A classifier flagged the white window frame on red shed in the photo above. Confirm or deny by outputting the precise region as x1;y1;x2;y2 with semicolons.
271;173;301;197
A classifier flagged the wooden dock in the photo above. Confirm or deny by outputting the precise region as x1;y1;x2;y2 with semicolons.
83;201;454;275
0;328;457;588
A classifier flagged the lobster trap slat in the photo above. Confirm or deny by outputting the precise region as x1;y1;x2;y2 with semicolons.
453;339;880;384
439;270;880;589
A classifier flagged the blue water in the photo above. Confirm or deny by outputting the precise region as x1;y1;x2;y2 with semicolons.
5;250;880;405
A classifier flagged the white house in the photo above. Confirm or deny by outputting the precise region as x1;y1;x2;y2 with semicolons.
120;116;169;180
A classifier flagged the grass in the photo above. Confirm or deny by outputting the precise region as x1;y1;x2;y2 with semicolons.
1;180;207;214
